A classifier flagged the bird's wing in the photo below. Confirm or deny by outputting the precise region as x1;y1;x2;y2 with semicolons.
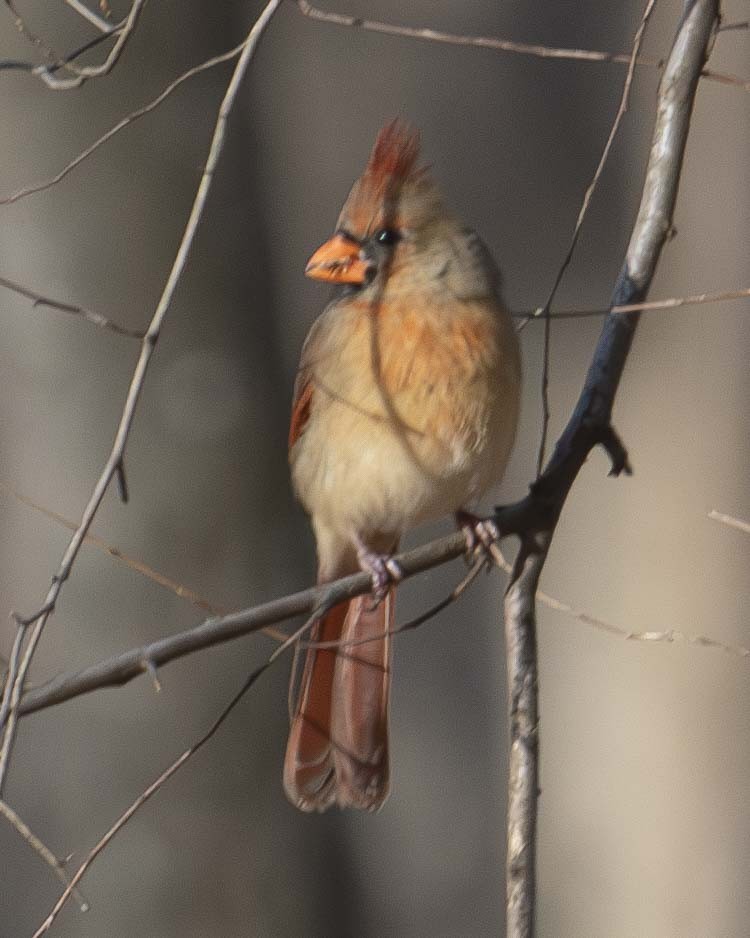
288;310;330;452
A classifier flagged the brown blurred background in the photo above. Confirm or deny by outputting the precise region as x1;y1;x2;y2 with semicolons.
0;2;748;936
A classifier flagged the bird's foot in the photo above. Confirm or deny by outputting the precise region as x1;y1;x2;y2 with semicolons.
456;510;500;565
356;543;403;608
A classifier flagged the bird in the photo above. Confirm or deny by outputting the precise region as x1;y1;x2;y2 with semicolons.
284;120;521;812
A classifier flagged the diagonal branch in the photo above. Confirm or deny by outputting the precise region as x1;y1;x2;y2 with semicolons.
16;531;471;718
708;509;750;536
30;609;321;937
0;36;250;206
0;480;288;643
533;0;657;476
29;660;269;937
0;0;283;795
64;0;113;33
0;273;142;337
0;798;88;912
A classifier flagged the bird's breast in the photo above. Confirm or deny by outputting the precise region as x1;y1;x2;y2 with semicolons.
291;292;520;535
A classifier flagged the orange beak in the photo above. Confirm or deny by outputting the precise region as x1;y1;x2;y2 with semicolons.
305;233;372;284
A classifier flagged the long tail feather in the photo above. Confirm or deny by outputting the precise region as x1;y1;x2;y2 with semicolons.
283;601;348;812
330;589;393;811
284;568;395;812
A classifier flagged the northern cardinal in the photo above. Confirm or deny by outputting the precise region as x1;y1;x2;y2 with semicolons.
284;121;521;812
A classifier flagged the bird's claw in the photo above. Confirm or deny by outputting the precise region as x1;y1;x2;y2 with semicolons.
456;510;500;565
357;547;403;608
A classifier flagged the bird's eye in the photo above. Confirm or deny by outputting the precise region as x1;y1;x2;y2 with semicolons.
374;228;400;246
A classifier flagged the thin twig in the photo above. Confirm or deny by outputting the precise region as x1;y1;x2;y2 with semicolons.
0;38;249;206
489;546;750;657
701;67;750;91
292;1;746;92
114;459;129;504
515;286;750;322
38;0;145;90
31;608;321;937
30;664;265;937
3;0;133;83
294;0;659;65
0;0;283;795
64;0;113;33
0;22;124;76
0;274;143;338
0;623;26;729
0;799;88;912
0;481;288;643
708;509;750;536
535;0;657;476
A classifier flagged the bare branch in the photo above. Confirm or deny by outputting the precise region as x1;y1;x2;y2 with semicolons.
701;67;750;91
485;545;749;658
292;1;745;92
503;538;544;938
0;799;88;912
293;0;658;65
2;0;140;85
708;509;750;536
0;622;25;729
515;285;750;323
15;508;746;723
502;2;719;934
38;0;145;90
30;664;265;937
64;0;113;33
17;530;471;718
716;20;749;33
305;554;487;652
0;0;283;795
535;0;657;474
0;273;142;337
0;38;250;206
0;481;288;643
31;609;321;937
0;22;124;76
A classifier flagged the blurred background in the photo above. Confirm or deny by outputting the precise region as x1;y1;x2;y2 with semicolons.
0;2;748;936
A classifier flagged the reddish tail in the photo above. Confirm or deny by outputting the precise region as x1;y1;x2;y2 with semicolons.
283;588;393;812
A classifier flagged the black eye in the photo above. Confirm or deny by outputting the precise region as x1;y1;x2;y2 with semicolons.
374;228;400;246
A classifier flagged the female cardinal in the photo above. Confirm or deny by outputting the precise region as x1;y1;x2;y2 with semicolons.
284;121;521;811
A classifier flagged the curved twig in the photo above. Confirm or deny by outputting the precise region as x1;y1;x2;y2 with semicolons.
37;0;146;90
0;38;249;206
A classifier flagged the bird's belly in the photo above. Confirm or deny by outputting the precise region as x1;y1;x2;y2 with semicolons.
291;385;515;539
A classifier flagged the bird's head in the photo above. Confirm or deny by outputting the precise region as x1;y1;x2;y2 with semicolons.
305;120;447;291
